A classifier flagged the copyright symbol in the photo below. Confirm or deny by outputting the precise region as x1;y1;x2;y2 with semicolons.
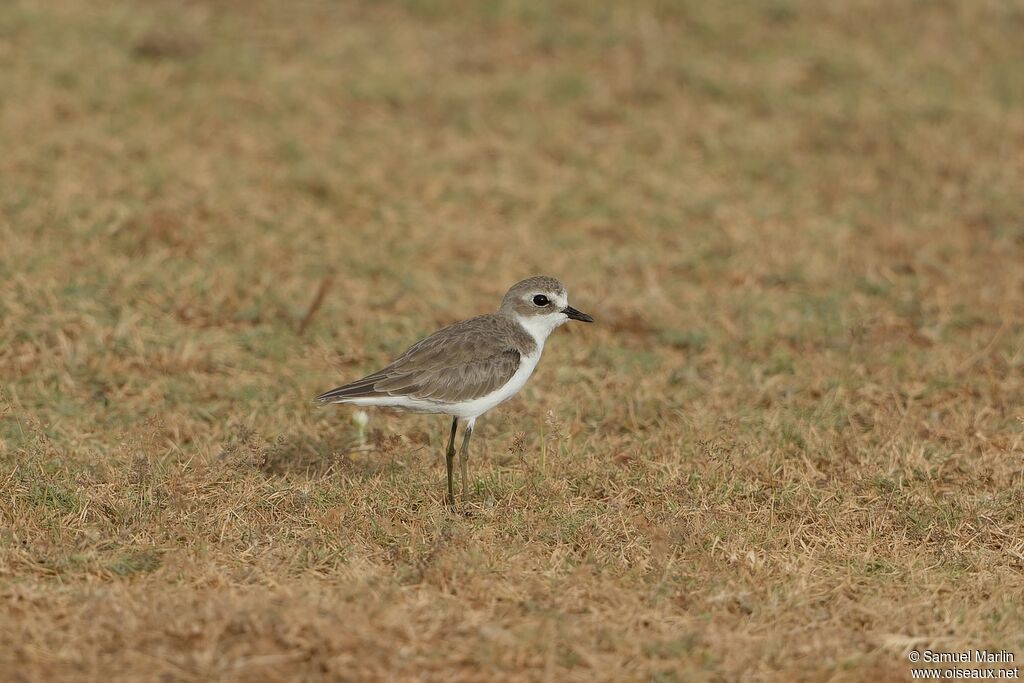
908;650;920;662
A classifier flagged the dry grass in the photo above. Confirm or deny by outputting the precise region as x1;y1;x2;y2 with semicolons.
2;0;1024;680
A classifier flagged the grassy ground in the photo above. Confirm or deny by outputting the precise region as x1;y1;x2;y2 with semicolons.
2;0;1024;680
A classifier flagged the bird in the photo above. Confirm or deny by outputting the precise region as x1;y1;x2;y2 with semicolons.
314;275;593;505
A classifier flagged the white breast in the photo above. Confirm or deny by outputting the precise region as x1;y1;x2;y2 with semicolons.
444;348;542;418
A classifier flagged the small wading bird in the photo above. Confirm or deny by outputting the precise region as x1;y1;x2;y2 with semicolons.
314;276;593;505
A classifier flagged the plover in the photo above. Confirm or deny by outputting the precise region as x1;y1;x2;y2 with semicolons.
314;275;593;505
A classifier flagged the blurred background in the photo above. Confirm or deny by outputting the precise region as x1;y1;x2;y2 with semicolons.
1;1;1023;680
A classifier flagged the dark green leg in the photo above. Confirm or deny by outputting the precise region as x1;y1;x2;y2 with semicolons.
445;417;458;506
458;420;474;501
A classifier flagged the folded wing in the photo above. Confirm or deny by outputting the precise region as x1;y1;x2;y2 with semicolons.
314;315;523;405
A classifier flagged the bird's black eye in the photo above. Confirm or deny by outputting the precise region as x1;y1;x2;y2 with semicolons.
532;294;549;307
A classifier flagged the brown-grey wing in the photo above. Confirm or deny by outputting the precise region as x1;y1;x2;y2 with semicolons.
314;315;523;404
371;318;522;402
372;347;521;402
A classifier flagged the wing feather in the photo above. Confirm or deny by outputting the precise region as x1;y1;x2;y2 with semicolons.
314;315;525;405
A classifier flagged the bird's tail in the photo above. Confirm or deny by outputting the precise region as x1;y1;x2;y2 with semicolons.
313;376;383;405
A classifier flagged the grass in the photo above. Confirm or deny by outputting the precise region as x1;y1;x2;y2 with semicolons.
1;0;1023;680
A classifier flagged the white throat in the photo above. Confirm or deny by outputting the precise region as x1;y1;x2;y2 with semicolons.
515;312;567;351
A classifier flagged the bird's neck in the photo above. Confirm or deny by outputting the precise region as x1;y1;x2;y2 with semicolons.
511;313;564;352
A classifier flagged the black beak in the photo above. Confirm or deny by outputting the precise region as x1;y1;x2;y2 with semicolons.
563;306;594;323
